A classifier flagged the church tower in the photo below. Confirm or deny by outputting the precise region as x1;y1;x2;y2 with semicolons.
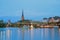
22;10;24;21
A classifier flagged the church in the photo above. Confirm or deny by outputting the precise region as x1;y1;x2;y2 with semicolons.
17;10;31;26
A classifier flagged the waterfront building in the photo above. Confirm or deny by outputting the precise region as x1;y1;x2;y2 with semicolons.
48;17;55;23
54;19;59;22
6;20;11;27
42;18;48;23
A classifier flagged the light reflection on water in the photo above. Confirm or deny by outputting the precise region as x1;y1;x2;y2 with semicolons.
0;27;60;40
58;29;60;40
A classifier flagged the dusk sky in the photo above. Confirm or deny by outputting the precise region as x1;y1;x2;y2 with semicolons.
0;0;60;22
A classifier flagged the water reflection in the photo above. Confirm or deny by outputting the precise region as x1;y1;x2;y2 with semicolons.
30;28;33;40
0;30;6;40
51;28;54;40
59;28;60;40
40;28;44;40
0;26;60;40
6;28;11;40
0;31;2;40
17;28;21;40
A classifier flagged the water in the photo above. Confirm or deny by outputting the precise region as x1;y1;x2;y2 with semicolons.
0;27;60;40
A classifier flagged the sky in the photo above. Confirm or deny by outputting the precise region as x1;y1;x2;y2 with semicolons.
0;0;60;22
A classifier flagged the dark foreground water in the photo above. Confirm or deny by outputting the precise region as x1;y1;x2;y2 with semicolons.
0;27;60;40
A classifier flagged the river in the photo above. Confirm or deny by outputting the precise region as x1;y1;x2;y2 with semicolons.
0;26;60;40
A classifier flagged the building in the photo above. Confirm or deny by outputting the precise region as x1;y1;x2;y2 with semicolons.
17;10;31;25
49;17;55;23
21;10;24;21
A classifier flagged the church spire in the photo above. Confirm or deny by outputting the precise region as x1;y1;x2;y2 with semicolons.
22;10;24;21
